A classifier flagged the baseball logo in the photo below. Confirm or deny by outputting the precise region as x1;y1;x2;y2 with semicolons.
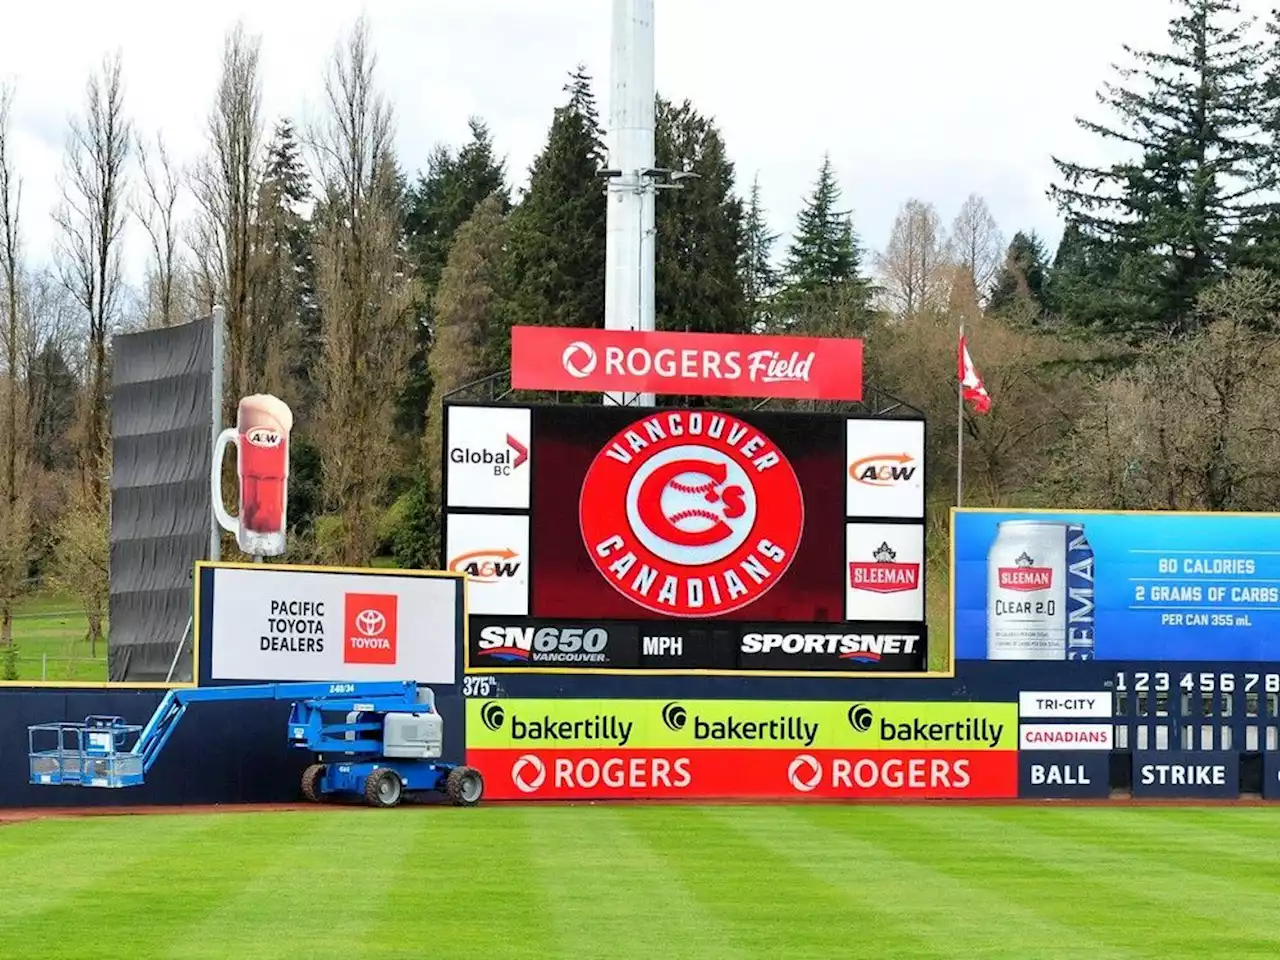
579;410;803;617
562;341;597;378
511;754;546;793
787;754;822;793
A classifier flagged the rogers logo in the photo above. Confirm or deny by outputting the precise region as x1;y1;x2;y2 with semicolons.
343;593;398;665
788;754;822;792
511;754;693;794
562;341;597;378
579;410;804;617
511;754;546;793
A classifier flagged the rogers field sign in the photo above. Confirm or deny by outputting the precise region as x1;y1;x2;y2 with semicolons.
202;563;460;684
511;325;863;401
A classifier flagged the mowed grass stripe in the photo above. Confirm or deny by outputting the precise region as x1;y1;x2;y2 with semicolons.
974;808;1280;935
774;806;1142;960
159;811;411;960
0;815;250;927
634;804;905;959
1045;806;1280;873
874;806;1280;959
524;805;750;960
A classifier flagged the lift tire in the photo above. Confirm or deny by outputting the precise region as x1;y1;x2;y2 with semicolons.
365;768;404;808
300;763;327;803
446;765;484;807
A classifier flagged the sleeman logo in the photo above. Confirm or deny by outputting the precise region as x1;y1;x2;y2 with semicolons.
847;704;873;732
480;701;506;732
661;702;687;732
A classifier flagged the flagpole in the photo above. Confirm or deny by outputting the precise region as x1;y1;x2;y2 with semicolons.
957;322;964;508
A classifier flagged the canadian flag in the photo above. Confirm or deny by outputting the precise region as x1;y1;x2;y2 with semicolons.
958;332;991;414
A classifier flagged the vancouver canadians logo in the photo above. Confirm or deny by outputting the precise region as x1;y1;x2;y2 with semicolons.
998;551;1053;591
579;410;804;617
848;542;920;594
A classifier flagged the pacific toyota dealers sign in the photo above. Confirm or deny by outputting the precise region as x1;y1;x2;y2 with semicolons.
511;325;864;401
199;562;461;683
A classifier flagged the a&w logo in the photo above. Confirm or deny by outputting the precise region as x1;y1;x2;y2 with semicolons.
849;453;916;486
246;426;282;448
449;548;522;583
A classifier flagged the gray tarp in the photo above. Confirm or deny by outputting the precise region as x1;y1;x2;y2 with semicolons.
108;317;215;682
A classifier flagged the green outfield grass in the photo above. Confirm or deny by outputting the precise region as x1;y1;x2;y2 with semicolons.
0;804;1274;959
6;592;103;683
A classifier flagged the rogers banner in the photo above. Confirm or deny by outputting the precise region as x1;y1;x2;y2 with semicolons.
467;748;1018;800
510;325;863;401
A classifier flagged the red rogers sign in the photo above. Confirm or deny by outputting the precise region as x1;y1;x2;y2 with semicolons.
510;325;863;401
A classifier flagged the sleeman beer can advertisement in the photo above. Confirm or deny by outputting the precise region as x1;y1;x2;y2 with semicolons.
953;508;1280;662
466;699;1019;800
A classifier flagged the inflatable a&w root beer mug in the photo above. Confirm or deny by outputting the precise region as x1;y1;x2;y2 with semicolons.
212;394;294;557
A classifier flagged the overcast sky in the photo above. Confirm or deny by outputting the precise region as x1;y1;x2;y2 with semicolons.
0;0;1200;288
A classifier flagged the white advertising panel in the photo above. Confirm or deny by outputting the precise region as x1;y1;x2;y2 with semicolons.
445;404;531;509
207;566;459;683
446;513;530;616
1019;691;1113;718
846;419;925;519
845;522;924;621
1019;723;1114;751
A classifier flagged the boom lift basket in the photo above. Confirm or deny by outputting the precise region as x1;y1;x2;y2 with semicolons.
29;716;145;788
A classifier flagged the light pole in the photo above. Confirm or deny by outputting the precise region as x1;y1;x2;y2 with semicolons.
598;166;699;407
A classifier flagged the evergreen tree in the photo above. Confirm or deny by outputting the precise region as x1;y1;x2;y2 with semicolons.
988;230;1051;317
1231;10;1280;276
399;118;509;435
502;66;608;353
776;154;873;328
653;96;746;336
740;173;780;331
1048;0;1269;336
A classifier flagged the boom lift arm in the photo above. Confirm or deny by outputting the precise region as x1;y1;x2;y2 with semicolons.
27;679;484;808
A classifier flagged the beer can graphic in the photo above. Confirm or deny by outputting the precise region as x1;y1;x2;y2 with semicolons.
986;520;1096;660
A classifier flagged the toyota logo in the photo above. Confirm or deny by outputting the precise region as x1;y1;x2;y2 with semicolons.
511;754;546;793
787;754;822;793
561;341;597;378
355;609;386;635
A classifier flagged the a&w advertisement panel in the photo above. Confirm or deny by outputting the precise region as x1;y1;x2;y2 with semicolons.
466;698;1017;800
200;562;461;684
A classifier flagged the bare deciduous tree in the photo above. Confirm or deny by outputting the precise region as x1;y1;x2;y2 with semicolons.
191;21;264;403
53;51;131;504
309;16;418;565
0;82;34;656
1053;271;1280;511
875;198;951;317
132;132;186;327
950;193;1003;305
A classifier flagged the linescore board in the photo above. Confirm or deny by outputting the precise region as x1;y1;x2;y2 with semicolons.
442;402;931;676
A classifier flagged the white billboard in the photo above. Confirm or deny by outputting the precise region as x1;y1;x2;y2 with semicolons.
846;418;924;519
446;513;530;615
845;522;924;621
205;565;459;683
445;404;531;509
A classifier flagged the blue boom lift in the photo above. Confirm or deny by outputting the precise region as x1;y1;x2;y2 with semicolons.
26;680;484;808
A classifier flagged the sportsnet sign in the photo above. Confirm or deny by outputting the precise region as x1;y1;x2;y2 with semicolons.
200;562;460;684
510;325;864;401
